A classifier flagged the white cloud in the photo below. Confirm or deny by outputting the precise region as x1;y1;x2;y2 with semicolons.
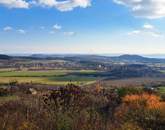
128;24;163;37
114;0;165;19
53;24;62;30
37;0;91;11
49;24;62;34
17;29;26;34
3;26;13;31
143;24;154;30
0;0;91;11
38;0;56;7
3;27;27;34
128;30;141;35
0;0;29;8
64;31;76;36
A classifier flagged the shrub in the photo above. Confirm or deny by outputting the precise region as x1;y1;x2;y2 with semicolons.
119;122;142;130
115;93;165;130
0;88;10;96
116;87;143;98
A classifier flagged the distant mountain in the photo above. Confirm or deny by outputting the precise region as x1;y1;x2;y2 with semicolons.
31;54;54;59
111;54;165;63
1;54;165;64
0;54;12;60
118;55;146;60
30;54;111;62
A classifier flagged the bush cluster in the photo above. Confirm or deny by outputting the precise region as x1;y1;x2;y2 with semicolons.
0;84;164;130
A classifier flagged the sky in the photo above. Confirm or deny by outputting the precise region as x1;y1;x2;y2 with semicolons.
0;0;165;54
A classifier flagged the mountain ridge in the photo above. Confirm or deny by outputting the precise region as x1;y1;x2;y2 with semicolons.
1;54;165;63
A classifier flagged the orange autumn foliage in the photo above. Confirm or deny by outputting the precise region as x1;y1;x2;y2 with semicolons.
115;93;165;130
95;83;103;93
122;93;165;109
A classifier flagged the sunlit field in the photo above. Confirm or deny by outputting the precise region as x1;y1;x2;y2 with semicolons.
0;70;99;85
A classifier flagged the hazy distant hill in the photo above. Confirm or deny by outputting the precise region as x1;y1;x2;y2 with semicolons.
110;54;165;63
30;54;165;64
0;54;12;60
1;54;165;64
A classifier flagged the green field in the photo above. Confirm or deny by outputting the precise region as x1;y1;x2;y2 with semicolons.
0;70;99;85
158;86;165;95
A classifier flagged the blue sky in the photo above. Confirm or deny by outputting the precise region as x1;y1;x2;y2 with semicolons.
0;0;165;54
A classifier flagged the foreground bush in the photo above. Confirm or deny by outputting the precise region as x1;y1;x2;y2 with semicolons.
0;88;10;96
0;84;165;130
115;93;165;130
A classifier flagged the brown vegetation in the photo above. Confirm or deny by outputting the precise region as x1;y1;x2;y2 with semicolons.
0;84;165;130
